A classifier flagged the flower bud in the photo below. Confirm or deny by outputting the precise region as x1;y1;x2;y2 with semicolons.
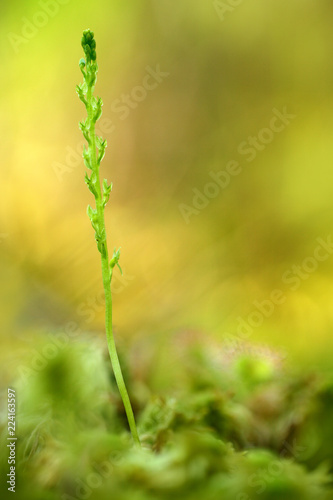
81;29;97;62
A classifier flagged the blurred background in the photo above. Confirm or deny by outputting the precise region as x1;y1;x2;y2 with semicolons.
1;0;333;378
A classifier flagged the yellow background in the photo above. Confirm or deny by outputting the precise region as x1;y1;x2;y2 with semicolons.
1;0;333;373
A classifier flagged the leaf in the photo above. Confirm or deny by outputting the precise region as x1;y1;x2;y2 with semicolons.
97;139;107;165
95;228;106;256
76;83;87;105
95;136;104;148
94;97;103;122
79;120;90;143
84;172;90;185
82;145;89;159
82;145;92;169
84;173;97;196
87;204;98;226
102;178;112;207
110;247;122;275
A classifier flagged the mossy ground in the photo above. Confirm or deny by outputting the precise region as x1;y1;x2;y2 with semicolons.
0;334;332;500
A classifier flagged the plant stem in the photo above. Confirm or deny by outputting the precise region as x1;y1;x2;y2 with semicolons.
78;30;140;447
101;255;141;447
87;87;140;448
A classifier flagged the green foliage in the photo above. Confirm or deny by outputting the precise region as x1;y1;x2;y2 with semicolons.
297;379;333;471
1;338;332;500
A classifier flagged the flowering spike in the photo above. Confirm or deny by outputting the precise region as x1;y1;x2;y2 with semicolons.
76;30;140;447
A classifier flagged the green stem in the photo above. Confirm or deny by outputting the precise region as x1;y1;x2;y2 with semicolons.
86;79;141;447
101;255;141;447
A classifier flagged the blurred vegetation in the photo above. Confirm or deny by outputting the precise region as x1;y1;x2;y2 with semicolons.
1;337;333;499
1;1;333;366
1;1;333;495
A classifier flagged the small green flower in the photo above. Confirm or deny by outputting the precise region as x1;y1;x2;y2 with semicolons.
110;247;123;276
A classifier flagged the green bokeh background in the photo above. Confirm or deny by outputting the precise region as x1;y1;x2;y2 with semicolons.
1;0;333;374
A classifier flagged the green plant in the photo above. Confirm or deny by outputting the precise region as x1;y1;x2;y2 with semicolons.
76;29;140;446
